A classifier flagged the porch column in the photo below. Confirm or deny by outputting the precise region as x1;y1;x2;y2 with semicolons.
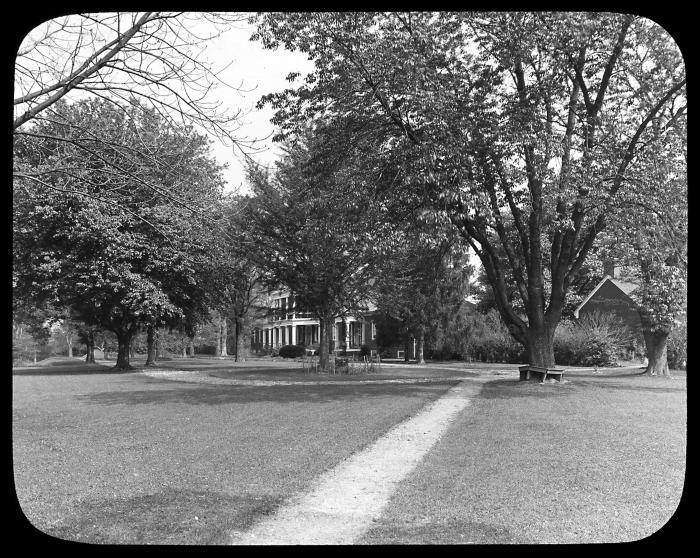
344;318;350;352
291;324;296;345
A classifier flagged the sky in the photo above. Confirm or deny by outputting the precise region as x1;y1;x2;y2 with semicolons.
194;19;314;194
14;13;313;196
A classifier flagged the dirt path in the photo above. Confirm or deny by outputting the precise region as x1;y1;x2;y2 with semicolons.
228;378;489;545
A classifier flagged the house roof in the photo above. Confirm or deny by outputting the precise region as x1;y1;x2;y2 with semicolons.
573;275;639;319
609;278;639;296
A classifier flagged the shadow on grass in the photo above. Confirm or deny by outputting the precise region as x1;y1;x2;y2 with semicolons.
206;369;481;381
76;381;460;406
12;363;133;376
478;378;577;399
155;359;246;369
478;375;686;399
570;379;686;394
40;488;283;545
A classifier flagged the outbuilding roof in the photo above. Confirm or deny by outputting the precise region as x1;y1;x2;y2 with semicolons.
573;275;639;319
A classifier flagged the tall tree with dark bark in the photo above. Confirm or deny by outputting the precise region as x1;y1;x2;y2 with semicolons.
13;99;226;369
603;114;687;376
252;12;686;368
242;127;396;371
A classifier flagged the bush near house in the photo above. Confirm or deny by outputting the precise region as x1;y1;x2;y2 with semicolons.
553;312;631;367
667;320;687;369
423;309;633;366
461;309;525;364
279;344;307;358
196;344;218;356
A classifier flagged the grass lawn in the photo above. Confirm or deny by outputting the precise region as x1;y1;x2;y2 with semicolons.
358;370;687;544
13;357;686;545
12;359;458;544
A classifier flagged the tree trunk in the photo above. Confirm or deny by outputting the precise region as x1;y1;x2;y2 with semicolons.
526;326;556;368
404;337;410;363
188;337;195;357
85;330;95;364
115;329;134;370
66;335;73;358
219;317;228;357
233;318;241;361
318;316;333;372
416;330;425;364
102;332;110;359
643;329;671;376
145;324;157;366
234;318;251;362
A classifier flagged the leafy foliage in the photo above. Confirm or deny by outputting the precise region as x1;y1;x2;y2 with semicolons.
279;344;307;358
666;320;687;370
13;99;227;368
374;232;474;361
554;312;631;367
251;12;686;367
241;123;397;369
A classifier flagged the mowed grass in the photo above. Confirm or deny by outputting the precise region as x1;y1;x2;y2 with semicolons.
359;370;687;544
12;361;458;544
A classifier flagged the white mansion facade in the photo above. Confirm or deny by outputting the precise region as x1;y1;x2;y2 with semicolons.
250;289;380;356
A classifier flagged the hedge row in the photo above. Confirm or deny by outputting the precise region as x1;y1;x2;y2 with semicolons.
426;310;639;367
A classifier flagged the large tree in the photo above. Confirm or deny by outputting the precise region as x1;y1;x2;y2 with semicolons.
14;12;246;138
603;113;687;376
242;126;396;371
252;12;686;368
13;99;227;369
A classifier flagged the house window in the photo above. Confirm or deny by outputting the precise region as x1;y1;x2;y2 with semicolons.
371;322;377;340
350;322;362;349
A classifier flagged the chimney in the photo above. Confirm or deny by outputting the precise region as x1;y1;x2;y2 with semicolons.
602;259;618;278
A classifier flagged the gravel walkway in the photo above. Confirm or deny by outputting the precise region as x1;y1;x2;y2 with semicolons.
227;378;489;545
140;368;493;545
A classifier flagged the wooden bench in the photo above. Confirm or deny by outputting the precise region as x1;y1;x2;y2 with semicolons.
519;365;565;382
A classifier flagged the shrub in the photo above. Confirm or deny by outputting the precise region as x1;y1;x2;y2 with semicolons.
462;309;525;364
333;357;349;374
359;344;372;357
196;344;217;356
279;344;306;358
426;346;464;361
554;312;630;367
667;320;687;370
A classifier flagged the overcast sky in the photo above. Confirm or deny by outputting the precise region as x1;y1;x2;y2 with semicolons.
199;19;313;194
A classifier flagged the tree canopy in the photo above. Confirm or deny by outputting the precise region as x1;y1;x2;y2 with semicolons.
251;12;687;368
13;99;228;368
241;122;397;369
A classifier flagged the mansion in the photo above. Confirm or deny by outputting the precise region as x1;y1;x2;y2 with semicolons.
251;289;379;356
250;289;415;359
